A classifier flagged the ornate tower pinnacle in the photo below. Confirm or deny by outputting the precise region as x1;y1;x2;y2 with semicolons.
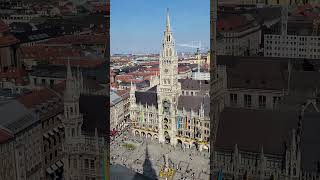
166;8;171;32
65;59;75;101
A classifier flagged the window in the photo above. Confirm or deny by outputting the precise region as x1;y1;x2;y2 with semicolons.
85;159;89;168
259;95;266;108
50;153;52;160
74;159;77;168
230;93;237;106
244;94;252;108
90;160;95;169
55;150;57;157
41;79;46;85
273;96;281;108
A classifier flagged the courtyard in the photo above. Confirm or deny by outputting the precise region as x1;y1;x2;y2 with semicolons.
110;129;210;180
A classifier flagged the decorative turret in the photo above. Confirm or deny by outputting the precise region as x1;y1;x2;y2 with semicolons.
233;144;239;167
259;147;266;180
129;81;136;106
63;59;83;144
199;102;205;118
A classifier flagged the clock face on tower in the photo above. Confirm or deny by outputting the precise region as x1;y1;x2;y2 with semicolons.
164;69;169;73
163;100;170;113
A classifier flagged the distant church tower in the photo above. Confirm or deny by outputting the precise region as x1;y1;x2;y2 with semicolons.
157;9;181;145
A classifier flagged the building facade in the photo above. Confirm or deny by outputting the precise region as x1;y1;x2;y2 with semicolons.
62;61;107;180
264;34;320;59
129;9;226;152
110;91;125;131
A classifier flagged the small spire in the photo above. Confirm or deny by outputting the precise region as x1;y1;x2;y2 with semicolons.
95;127;98;137
166;8;171;32
67;58;72;80
234;144;238;155
260;146;264;159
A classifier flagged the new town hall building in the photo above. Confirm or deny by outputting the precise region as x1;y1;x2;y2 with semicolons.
129;10;226;152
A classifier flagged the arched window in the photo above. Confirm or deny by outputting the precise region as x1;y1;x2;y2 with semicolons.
72;128;75;137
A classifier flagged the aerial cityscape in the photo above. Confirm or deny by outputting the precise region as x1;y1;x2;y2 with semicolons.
0;0;109;179
110;0;212;179
1;0;320;179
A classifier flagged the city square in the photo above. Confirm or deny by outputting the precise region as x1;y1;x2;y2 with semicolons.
110;127;210;180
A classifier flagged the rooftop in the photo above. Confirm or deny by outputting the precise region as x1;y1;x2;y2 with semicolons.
79;94;108;137
216;107;298;155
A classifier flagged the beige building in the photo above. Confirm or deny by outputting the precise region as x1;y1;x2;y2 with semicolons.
0;100;44;180
110;91;125;131
0;127;16;180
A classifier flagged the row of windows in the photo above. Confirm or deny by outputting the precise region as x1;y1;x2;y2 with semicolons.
44;135;62;152
34;78;54;86
178;130;202;138
182;90;197;96
230;94;281;109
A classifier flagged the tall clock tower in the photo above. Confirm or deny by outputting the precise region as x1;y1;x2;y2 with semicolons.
157;8;181;145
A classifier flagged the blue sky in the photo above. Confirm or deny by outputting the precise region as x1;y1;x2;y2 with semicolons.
110;0;210;54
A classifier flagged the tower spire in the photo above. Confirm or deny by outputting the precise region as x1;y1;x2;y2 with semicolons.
166;8;171;32
67;58;72;80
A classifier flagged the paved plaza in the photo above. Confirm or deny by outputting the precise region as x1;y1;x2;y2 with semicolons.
110;129;210;180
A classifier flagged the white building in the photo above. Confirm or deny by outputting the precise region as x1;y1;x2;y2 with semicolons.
264;34;320;59
217;13;262;56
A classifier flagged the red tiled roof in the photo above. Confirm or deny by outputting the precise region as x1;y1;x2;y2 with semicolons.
111;82;118;88
45;34;107;45
52;59;103;68
139;61;159;66
0;68;28;85
17;88;57;108
116;89;129;97
19;46;82;60
0;127;13;144
0;20;9;33
178;66;191;72
115;75;134;82
127;71;158;77
218;15;248;32
0;35;19;47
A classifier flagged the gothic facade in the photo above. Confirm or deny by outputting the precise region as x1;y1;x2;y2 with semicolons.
62;61;108;180
129;9;226;152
